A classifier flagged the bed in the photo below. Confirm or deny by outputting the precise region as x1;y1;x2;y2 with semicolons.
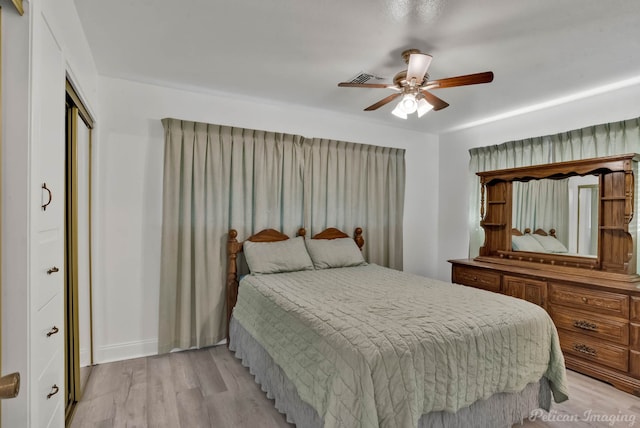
511;228;569;254
226;227;568;428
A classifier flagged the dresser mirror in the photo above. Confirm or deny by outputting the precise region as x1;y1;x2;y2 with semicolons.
476;154;638;274
577;183;599;255
512;175;599;257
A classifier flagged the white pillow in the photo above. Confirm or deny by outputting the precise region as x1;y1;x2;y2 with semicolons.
531;233;569;253
512;234;547;252
243;236;314;274
304;237;366;269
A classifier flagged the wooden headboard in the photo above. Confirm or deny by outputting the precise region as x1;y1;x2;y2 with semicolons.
226;227;364;341
533;228;557;238
511;227;557;238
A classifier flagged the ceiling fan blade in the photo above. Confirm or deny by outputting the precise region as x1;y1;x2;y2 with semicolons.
364;93;402;111
420;90;449;111
406;53;432;84
424;71;494;89
338;82;395;89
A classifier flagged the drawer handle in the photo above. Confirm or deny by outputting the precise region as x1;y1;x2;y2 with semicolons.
581;297;588;303
46;326;59;337
41;183;53;211
473;276;478;281
573;320;597;331
573;343;597;357
46;384;59;399
47;266;59;275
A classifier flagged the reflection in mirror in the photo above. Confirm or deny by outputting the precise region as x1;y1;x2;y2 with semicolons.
512;175;598;257
577;184;598;255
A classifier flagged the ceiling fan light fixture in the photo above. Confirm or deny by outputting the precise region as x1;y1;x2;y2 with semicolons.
406;53;433;84
417;97;434;117
391;104;408;119
338;48;493;118
400;94;418;114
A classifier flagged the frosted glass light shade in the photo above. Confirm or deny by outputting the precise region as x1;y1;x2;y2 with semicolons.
417;98;434;117
400;94;417;114
391;104;408;119
407;53;433;84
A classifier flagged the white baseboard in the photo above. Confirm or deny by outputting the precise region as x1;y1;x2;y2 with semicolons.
94;338;158;364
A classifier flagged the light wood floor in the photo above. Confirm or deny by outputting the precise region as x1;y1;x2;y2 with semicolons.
70;346;640;428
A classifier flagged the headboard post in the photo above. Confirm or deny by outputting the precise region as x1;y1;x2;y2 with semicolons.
226;229;241;343
354;227;364;250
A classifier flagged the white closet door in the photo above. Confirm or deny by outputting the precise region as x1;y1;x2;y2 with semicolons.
31;10;65;428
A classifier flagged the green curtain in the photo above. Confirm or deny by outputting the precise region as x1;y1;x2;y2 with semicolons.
468;116;640;257
302;138;405;269
158;120;305;352
513;179;570;245
158;119;405;353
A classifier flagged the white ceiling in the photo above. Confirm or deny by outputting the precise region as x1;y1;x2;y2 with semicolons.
74;0;640;134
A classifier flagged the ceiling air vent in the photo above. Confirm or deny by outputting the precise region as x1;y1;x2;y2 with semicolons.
347;72;386;84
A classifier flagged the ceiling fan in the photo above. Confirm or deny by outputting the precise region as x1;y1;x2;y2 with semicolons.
338;49;494;119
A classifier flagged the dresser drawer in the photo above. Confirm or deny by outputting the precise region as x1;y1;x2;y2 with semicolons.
631;323;640;350
504;275;547;308
452;266;501;292
35;235;64;311
549;283;629;318
46;396;64;428
37;350;64;428
632;297;640;322
558;330;628;372
550;306;629;345
631;350;640;378
34;293;64;376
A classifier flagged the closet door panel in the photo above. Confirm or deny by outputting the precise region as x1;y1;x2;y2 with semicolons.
31;10;65;428
76;112;93;374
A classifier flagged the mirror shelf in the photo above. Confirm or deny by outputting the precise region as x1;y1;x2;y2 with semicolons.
478;154;638;184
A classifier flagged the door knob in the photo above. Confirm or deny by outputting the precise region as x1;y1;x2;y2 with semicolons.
0;372;20;399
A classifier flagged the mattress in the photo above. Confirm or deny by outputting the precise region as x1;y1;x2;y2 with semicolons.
231;264;568;428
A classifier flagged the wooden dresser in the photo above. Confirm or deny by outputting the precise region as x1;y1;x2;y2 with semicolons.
450;259;640;396
451;154;640;397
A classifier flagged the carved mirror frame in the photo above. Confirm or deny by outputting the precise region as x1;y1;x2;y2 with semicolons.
475;154;639;275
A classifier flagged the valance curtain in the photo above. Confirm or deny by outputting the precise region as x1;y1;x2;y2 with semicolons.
468;116;640;257
158;119;405;353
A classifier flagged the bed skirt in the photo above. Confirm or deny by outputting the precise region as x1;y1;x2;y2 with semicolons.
229;316;552;428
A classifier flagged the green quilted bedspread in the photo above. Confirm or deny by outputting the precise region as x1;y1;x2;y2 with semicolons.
232;264;568;428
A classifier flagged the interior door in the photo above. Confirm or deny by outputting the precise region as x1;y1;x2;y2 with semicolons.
65;91;94;419
75;109;93;392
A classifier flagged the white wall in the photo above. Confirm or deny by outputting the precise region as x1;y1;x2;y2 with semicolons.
93;76;438;363
2;5;31;424
437;82;640;281
40;0;99;106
